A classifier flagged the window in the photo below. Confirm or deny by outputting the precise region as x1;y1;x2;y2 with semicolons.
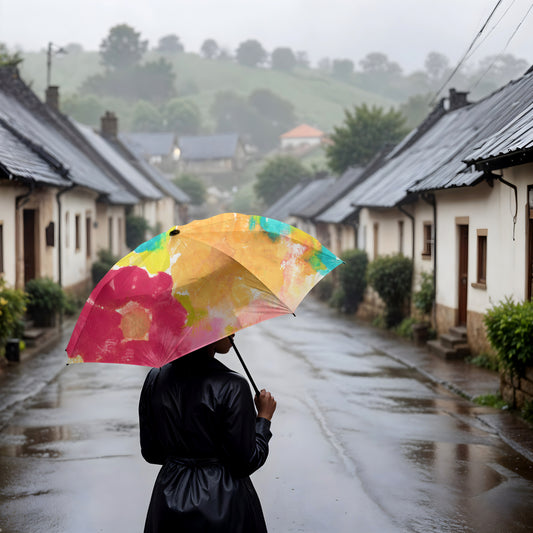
75;214;81;251
398;220;404;255
65;212;70;248
0;223;4;273
422;222;433;258
86;216;91;258
476;229;487;287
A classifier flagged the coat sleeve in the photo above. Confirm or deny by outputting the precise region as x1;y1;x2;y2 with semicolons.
218;376;272;478
139;369;166;465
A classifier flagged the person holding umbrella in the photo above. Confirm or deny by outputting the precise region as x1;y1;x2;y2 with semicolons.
66;213;342;531
139;333;276;532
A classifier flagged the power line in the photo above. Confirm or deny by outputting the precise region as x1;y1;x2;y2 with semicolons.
469;1;533;91
430;0;505;104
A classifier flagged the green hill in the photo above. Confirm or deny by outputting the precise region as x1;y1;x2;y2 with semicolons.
19;51;395;133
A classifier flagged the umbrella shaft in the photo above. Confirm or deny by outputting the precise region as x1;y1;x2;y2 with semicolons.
230;339;260;397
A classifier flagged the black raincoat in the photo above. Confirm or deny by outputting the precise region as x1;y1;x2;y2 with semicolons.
139;348;272;532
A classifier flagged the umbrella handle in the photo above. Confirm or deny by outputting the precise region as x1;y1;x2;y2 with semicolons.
230;339;260;397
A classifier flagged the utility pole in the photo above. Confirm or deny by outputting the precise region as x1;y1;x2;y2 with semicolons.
46;42;66;88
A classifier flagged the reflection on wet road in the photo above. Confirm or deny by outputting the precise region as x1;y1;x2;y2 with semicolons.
1;299;533;532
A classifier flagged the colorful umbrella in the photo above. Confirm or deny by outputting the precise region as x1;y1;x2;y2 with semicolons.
66;213;342;369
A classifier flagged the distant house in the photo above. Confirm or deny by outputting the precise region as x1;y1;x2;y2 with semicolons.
0;66;189;295
120;132;178;173
280;124;326;150
176;134;246;175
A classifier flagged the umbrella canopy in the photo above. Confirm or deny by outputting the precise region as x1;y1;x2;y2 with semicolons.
67;213;342;367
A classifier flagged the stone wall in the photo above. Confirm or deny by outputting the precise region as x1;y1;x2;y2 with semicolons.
356;286;385;322
500;368;533;409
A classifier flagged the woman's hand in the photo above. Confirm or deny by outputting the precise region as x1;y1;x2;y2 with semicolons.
254;389;276;421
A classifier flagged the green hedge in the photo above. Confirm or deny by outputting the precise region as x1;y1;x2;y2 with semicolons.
367;254;413;327
331;249;368;313
484;297;533;375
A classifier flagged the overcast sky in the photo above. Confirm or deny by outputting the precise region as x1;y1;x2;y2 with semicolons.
1;0;532;71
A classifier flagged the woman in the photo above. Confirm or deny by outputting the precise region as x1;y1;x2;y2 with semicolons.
139;334;276;532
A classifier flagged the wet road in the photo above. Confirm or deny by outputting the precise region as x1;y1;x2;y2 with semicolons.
1;298;533;532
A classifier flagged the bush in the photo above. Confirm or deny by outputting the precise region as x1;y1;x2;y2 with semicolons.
91;249;119;286
484;297;533;375
394;316;416;339
0;278;27;344
367;254;413;327
413;271;434;319
126;214;149;250
333;249;368;313
25;278;66;326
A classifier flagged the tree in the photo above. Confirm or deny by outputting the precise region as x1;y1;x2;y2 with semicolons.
0;43;22;67
424;51;450;84
164;99;202;135
62;94;105;127
326;104;407;174
235;39;267;68
131;100;163;131
201;39;219;59
156;34;184;53
332;59;354;80
248;89;295;129
100;24;148;70
254;155;311;205
271;47;296;71
400;93;433;130
134;58;176;102
360;52;402;76
173;174;206;205
295;51;310;69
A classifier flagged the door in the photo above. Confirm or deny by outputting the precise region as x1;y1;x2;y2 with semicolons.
23;209;36;283
458;225;469;326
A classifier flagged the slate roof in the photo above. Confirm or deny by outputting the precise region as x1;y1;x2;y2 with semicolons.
292;167;364;219
118;134;190;203
0;67;137;205
178;134;241;160
120;132;176;157
73;121;162;201
263;177;336;221
322;68;533;219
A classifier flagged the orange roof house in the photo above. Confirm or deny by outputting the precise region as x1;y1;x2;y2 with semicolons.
280;124;326;149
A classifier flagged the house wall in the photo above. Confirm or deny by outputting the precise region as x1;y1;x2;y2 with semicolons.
178;159;234;174
435;165;532;352
412;201;436;287
0;182;26;287
156;197;177;231
60;189;98;293
95;203;128;257
358;208;413;260
281;137;322;149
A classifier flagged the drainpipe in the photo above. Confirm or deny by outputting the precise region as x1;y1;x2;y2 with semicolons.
422;193;437;325
56;184;76;289
497;175;518;241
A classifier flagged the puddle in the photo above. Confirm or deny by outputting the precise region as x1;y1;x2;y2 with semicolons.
0;424;77;458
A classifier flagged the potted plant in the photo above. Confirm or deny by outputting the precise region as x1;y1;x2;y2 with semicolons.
0;278;27;360
25;277;66;327
412;271;434;346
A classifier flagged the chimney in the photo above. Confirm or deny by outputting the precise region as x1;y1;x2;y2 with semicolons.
45;85;60;111
448;88;469;111
100;111;118;139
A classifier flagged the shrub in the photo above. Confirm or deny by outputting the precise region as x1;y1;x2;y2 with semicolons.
126;214;149;250
413;271;434;319
25;278;66;326
0;278;27;344
484;297;533;375
367;254;413;327
333;249;368;313
91;249;119;286
394;316;416;339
